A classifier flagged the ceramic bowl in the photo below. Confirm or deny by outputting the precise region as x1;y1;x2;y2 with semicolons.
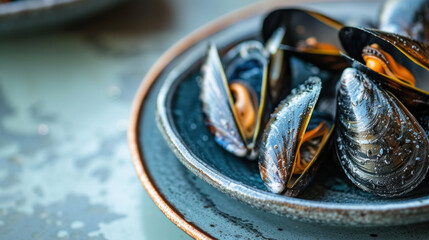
151;0;429;226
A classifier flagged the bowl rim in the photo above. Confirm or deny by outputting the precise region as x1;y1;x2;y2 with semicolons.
128;0;429;237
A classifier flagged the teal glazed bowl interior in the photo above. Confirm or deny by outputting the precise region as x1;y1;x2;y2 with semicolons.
155;3;429;226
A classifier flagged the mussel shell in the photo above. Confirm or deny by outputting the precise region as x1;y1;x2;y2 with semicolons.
340;27;429;69
262;8;348;71
336;68;429;197
259;77;333;196
223;41;272;150
379;0;429;44
339;27;429;113
200;33;285;159
200;44;248;157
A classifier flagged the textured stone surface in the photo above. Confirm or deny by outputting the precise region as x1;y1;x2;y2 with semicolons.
0;0;259;239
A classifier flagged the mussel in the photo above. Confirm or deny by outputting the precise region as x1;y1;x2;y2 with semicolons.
262;8;348;121
339;27;429;114
259;77;334;196
262;8;348;72
336;68;429;197
200;28;286;159
379;0;429;44
337;27;429;196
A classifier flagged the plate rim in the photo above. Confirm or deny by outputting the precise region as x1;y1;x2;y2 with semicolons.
128;0;429;237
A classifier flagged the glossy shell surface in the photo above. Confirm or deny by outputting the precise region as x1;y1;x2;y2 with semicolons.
200;44;248;157
259;77;333;197
199;31;286;159
336;68;429;197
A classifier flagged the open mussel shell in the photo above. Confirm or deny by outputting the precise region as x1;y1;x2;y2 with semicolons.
200;28;285;159
336;68;429;197
379;0;429;44
259;77;334;196
200;44;249;157
262;8;348;71
339;26;429;113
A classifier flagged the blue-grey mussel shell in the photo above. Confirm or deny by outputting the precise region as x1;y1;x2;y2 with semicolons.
200;28;286;159
336;68;429;197
200;44;249;157
259;77;334;196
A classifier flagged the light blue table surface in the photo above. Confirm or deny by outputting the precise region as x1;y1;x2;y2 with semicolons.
0;0;258;239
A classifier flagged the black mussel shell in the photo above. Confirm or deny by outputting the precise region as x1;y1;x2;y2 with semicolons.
262;8;348;71
339;26;429;114
259;77;334;196
200;28;286;159
336;68;429;197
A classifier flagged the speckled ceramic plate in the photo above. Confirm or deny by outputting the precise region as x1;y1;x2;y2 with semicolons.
130;1;429;237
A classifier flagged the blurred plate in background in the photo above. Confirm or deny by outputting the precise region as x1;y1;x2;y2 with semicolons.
0;0;126;34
